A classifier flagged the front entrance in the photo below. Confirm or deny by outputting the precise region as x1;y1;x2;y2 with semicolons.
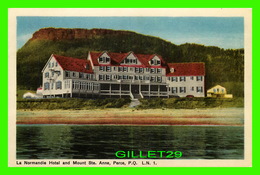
131;84;141;99
131;85;139;94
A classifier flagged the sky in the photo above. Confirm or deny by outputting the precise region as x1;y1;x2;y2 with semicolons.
17;17;244;49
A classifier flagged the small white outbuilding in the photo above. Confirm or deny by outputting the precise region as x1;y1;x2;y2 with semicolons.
23;92;38;99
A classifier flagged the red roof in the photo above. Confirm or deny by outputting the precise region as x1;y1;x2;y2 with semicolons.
108;52;130;64
53;54;93;73
52;52;205;77
166;63;205;76
89;52;102;66
89;51;166;67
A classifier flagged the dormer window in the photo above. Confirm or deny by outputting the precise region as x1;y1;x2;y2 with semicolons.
122;57;138;65
45;72;49;78
98;55;110;64
150;56;161;66
86;64;90;70
170;68;175;73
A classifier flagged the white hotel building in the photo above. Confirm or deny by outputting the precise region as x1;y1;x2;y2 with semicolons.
41;51;205;99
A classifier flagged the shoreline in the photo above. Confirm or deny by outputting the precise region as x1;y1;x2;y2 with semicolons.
16;108;244;126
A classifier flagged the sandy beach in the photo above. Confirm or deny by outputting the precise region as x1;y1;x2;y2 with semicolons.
16;108;244;126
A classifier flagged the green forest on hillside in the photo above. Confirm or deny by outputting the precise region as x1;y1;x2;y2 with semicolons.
17;28;244;97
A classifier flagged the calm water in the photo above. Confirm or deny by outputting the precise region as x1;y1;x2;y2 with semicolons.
17;125;244;159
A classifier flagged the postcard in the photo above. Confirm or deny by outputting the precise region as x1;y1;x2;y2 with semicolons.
8;8;252;167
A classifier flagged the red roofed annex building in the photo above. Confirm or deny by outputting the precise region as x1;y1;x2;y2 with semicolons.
41;51;205;98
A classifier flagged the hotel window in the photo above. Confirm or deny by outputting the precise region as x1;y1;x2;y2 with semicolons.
48;63;51;68
52;62;54;67
82;82;86;90
129;76;133;80
79;73;83;78
86;74;90;79
145;76;149;80
172;87;178;93
190;76;194;80
157;68;161;73
56;81;62;89
123;67;128;72
150;59;154;65
139;75;143;80
113;75;118;80
130;67;133;71
75;81;79;89
45;72;49;78
191;87;194;91
180;87;186;93
139;68;144;73
72;72;76;77
180;76;186;82
151;68;155;73
197;76;203;81
135;75;139;80
106;75;111;80
44;82;50;90
79;82;83;90
118;67;123;72
150;76;155;82
157;76;162;82
118;75;122;80
197;86;203;93
123;75;128;79
55;62;58;67
135;67;139;73
52;71;54;77
106;57;110;63
146;68;150;72
172;77;178;82
129;59;133;64
85;64;90;70
99;57;103;62
65;71;70;78
113;67;117;71
133;59;137;64
156;60;161;65
99;75;104;80
106;66;111;72
99;66;104;71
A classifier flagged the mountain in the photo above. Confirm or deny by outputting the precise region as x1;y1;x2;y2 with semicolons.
17;27;244;97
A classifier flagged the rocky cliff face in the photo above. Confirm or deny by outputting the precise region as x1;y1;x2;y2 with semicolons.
31;28;134;41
